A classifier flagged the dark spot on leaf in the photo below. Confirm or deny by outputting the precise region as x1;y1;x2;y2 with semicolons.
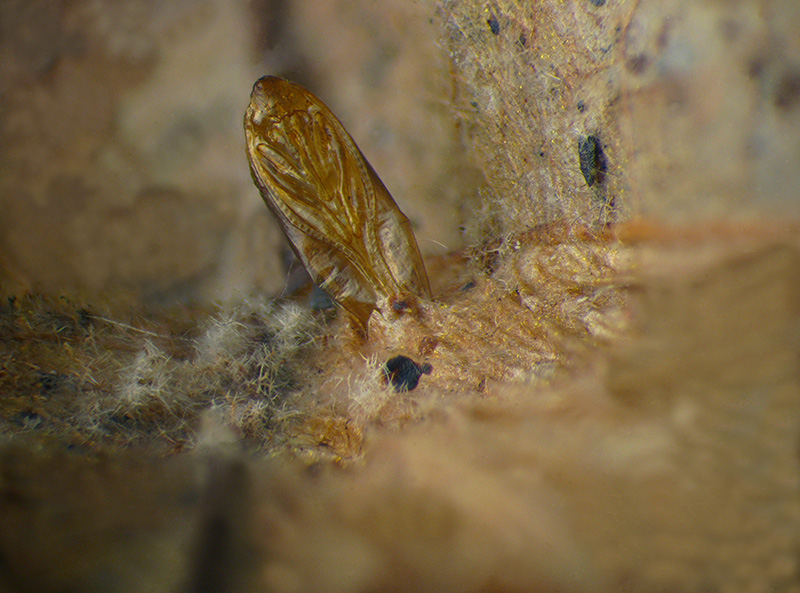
747;56;766;79
391;298;410;313
577;100;585;112
383;355;432;392
487;14;500;35
656;21;672;50
626;54;649;74
13;410;41;429
775;68;800;110
720;18;740;42
578;135;608;187
77;307;93;329
37;371;66;395
588;0;606;6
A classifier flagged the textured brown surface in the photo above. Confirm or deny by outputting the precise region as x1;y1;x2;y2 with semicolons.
437;0;800;235
1;1;799;592
1;234;797;592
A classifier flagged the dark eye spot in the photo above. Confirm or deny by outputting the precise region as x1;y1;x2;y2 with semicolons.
382;355;433;392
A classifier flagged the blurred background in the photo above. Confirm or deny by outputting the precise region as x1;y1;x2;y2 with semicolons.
0;0;476;307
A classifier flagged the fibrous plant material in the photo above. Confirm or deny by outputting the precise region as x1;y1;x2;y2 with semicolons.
435;0;636;236
3;231;795;593
99;300;326;450
437;0;800;233
0;295;334;453
245;76;431;332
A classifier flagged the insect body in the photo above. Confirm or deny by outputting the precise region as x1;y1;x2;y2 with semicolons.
578;135;607;188
244;76;430;331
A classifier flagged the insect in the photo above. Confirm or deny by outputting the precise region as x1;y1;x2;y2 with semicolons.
487;13;500;35
244;76;431;332
382;355;433;392
578;134;607;188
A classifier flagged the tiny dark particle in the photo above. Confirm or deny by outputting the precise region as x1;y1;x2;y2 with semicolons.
577;100;585;112
518;33;527;47
775;69;800;110
383;355;432;392
77;307;93;329
13;410;41;429
656;21;671;49
487;14;500;35
461;281;476;292
390;298;410;313
588;0;606;6
578;135;607;187
37;371;64;394
747;56;766;79
626;54;649;74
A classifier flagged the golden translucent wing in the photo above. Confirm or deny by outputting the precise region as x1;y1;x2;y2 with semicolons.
244;76;430;330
